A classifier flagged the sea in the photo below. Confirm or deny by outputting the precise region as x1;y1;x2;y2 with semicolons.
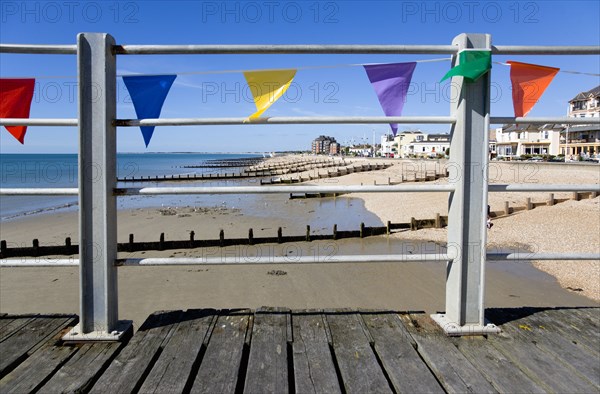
0;153;383;231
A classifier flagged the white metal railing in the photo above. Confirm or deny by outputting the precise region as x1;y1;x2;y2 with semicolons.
1;34;599;338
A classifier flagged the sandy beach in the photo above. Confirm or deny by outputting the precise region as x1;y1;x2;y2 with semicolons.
1;156;599;328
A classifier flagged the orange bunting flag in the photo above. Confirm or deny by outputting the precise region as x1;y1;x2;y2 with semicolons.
507;61;559;118
0;79;36;144
243;69;296;119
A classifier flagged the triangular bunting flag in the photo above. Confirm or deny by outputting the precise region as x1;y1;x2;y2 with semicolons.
123;75;177;147
507;61;559;117
243;69;296;119
364;62;416;136
0;78;35;144
441;50;491;83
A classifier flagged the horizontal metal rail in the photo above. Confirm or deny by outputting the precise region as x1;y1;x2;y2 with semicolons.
116;116;456;127
0;118;78;127
2;184;598;196
118;254;455;265
490;117;600;125
487;253;600;261
0;259;79;267
117;185;455;196
0;44;77;54
3;44;598;56
0;255;453;267
492;45;600;55
0;188;79;196
3;252;597;268
115;44;459;55
488;184;600;192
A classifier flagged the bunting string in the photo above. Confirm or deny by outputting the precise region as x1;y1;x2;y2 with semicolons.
1;58;598;79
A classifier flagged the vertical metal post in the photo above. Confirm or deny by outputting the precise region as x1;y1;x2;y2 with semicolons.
432;33;500;336
64;33;130;341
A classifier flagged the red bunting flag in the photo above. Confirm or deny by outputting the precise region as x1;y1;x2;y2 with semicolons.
0;79;36;144
507;61;559;118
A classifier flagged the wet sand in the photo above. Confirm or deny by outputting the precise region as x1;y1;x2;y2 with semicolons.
1;157;598;329
1;238;597;329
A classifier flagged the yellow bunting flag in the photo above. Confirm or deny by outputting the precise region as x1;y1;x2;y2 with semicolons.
243;69;296;119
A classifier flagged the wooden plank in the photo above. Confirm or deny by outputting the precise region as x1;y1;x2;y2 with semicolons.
454;337;546;393
400;314;497;394
89;310;182;393
191;310;250;394
0;344;76;393
244;307;289;394
40;342;123;393
499;314;600;389
292;311;341;394
139;309;216;393
488;319;599;393
361;313;444;393
0;317;35;342
526;309;600;357
541;309;600;355
0;315;75;378
326;312;391;393
572;307;600;326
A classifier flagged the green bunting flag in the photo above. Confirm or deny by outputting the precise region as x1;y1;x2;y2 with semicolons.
440;50;491;83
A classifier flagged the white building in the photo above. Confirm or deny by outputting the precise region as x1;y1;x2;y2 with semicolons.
495;124;562;158
380;134;396;157
561;85;600;158
568;85;600;119
394;131;424;158
403;133;450;158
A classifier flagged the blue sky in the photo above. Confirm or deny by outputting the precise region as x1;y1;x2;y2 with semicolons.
1;0;599;153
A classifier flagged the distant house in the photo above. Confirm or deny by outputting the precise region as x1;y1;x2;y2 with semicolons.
380;134;395;157
568;85;600;119
348;145;372;157
394;131;424;158
404;133;450;158
495;124;562;157
562;85;600;159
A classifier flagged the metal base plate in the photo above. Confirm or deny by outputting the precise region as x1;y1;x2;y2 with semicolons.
62;320;133;342
431;313;501;336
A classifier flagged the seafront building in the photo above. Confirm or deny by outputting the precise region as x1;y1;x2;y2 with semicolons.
311;135;340;155
380;134;395;157
394;131;424;158
560;85;600;158
407;133;450;158
495;124;562;158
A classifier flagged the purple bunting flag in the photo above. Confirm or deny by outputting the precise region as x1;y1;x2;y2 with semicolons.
123;75;177;147
363;62;416;135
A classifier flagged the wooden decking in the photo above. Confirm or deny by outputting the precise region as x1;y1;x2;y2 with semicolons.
0;307;598;393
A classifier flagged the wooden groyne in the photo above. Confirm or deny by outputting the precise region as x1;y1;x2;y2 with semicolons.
117;158;351;182
0;216;448;258
2;190;596;259
260;162;395;184
180;157;264;168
